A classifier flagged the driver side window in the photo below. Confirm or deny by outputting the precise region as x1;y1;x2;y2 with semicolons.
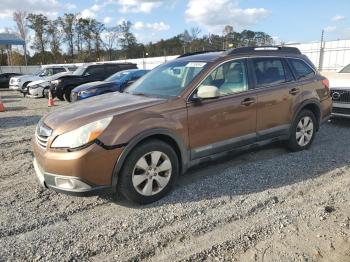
200;60;248;96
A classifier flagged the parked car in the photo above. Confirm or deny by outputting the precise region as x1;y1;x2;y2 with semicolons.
0;72;22;88
33;46;332;204
325;64;350;118
9;66;76;96
70;69;149;102
50;63;138;102
27;71;74;99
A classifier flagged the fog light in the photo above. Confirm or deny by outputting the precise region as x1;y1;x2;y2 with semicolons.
54;177;91;190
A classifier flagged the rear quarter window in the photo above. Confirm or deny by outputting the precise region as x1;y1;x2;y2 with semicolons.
288;59;315;79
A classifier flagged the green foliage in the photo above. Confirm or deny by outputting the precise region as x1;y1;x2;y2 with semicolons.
23;13;274;65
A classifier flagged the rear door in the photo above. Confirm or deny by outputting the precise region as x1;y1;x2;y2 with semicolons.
105;65;121;78
250;57;302;140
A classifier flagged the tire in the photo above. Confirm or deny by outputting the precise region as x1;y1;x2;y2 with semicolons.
56;91;64;101
287;109;316;152
118;139;179;204
63;88;72;102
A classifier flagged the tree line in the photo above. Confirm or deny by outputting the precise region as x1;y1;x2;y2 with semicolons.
5;12;275;65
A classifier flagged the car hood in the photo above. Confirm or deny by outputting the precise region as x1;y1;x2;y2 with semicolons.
323;72;350;90
43;92;166;134
73;81;118;92
11;74;40;82
28;72;73;87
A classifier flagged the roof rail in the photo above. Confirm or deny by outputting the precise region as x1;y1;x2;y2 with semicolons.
226;46;301;55
177;50;223;59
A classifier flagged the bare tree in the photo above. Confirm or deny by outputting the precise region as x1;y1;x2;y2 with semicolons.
103;26;120;60
13;11;28;65
190;27;201;40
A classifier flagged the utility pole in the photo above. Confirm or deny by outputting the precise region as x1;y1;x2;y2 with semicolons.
318;29;325;71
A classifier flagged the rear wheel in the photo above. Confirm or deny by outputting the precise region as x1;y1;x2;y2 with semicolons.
287;109;316;151
118;139;179;204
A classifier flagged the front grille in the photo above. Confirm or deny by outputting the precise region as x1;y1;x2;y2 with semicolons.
332;107;350;115
35;122;53;149
10;79;15;85
330;89;350;103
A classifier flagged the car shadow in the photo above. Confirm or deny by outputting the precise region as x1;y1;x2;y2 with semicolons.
99;123;350;208
0;115;41;129
2;106;27;112
329;117;350;127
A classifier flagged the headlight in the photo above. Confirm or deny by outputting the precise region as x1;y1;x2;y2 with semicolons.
51;80;61;85
79;89;97;96
51;116;113;149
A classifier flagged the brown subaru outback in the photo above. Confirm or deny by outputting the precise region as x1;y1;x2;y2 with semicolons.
33;46;332;204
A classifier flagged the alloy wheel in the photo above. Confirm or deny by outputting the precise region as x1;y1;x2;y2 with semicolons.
132;151;172;196
296;116;314;147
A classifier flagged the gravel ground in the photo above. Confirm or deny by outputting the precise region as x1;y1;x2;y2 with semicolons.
0;90;350;262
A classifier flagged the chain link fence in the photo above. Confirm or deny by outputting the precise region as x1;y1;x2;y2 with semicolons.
287;39;350;71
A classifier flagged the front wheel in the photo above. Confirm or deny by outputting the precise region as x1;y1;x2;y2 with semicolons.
118;139;179;204
63;88;72;102
287;109;316;151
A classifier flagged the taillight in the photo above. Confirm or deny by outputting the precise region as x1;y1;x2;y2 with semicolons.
322;78;330;92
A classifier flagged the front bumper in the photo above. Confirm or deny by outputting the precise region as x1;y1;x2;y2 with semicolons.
331;102;350;118
9;85;20;90
27;87;43;98
33;140;124;196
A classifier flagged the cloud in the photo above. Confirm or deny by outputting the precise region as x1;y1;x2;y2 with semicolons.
332;15;346;22
65;3;77;10
113;0;163;13
185;0;270;32
80;8;96;19
103;16;113;24
0;0;74;19
134;21;170;31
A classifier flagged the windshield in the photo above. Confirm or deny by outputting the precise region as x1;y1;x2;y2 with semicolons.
105;71;131;82
340;64;350;73
126;61;207;97
73;66;87;76
33;69;45;76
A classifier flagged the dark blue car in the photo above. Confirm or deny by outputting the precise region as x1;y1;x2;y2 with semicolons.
70;69;149;102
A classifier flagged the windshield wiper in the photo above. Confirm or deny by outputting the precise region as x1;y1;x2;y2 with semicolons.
131;92;147;96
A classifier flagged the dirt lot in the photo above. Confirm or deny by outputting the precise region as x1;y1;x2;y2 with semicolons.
0;90;350;262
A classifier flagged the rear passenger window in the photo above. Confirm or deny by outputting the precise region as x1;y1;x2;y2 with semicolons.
85;66;104;76
106;65;120;75
288;59;315;79
253;58;292;86
53;68;66;74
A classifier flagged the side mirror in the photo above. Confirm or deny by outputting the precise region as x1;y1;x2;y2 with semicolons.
196;85;220;99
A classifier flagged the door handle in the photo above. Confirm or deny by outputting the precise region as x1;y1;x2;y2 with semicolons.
241;97;255;106
289;88;300;95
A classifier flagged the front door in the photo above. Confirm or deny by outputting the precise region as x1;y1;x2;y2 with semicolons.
187;59;257;159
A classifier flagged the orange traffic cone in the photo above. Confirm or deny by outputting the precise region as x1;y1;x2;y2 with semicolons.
48;90;55;107
0;96;5;112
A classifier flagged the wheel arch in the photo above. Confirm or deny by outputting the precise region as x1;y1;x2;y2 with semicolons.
293;99;321;130
111;128;189;192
